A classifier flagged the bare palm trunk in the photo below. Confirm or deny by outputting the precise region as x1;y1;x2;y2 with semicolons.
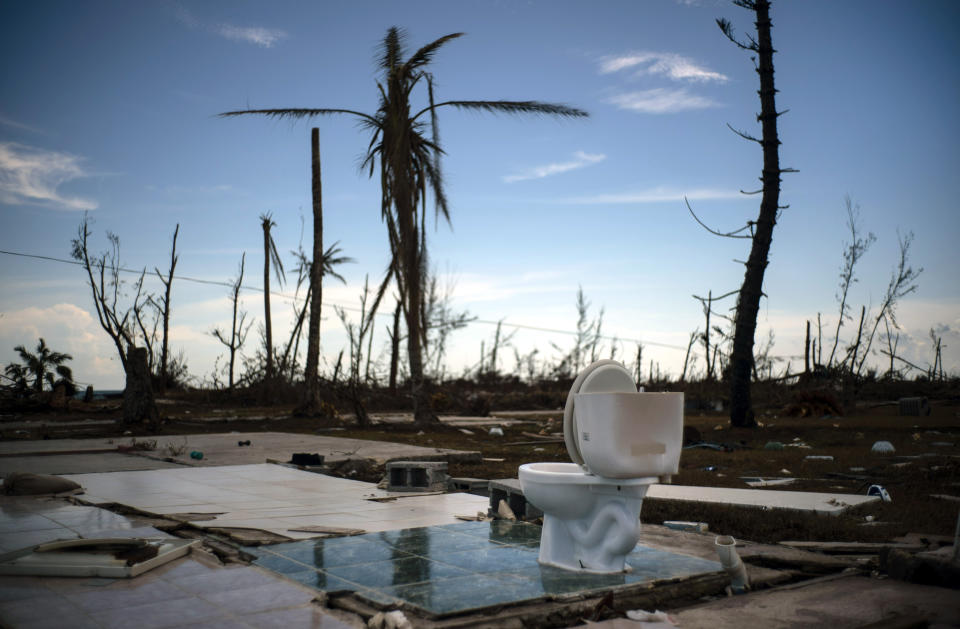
302;128;324;413
262;221;274;385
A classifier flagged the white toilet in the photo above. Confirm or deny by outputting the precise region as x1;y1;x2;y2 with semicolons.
519;359;683;573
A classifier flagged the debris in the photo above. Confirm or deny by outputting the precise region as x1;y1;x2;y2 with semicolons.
664;521;708;533
826;498;849;507
930;494;960;503
368;610;413;629
497;498;517;521
458;428;474;435
482;457;505;462
713;424;724;431
189;451;203;460
850;467;866;472
286;525;365;536
780;468;792;475
289;453;324;466
0;538;197;578
931;442;955;447
864;515;875;522
805;455;834;461
715;535;749;594
871;440;896;454
2;472;82;496
867;485;892;502
782;540;926;554
237;440;251;446
533;447;544;452
454;512;489;522
625;609;678;625
683;441;728;451
742;477;796;488
764;441;784;450
489;427;504;436
898;396;930;416
702;466;717;472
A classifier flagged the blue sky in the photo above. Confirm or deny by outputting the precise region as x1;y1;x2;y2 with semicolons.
2;0;958;389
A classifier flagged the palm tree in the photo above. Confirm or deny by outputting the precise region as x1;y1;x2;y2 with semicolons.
13;338;73;393
222;28;587;424
260;213;285;385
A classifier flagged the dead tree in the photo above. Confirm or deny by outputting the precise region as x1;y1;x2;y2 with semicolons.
718;0;793;427
70;216;158;423
854;231;922;376
827;198;874;368
154;224;179;390
260;213;284;387
212;253;253;391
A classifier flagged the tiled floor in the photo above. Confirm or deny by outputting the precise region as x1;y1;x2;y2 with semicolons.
64;464;489;537
0;557;353;628
250;521;722;617
0;496;171;554
646;484;878;514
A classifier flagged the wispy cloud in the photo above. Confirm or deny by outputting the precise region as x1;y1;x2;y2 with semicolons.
174;5;287;48
0;142;97;211
600;52;727;83
558;186;743;205
504;151;606;183
607;88;718;114
0;114;44;135
215;24;287;48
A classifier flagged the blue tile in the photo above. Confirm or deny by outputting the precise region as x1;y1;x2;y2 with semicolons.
326;556;470;589
381;573;523;615
624;547;721;582
435;544;541;574
286;569;360;593
252;551;312;575
264;538;414;569
373;528;489;555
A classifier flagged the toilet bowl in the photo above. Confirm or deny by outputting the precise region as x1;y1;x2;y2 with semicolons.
518;360;683;573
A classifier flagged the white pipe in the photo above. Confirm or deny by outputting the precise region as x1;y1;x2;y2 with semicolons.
715;535;749;592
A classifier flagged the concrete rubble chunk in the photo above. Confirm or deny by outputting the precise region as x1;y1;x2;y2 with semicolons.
385;460;448;492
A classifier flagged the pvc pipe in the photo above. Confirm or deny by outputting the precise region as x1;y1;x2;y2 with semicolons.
715;535;749;592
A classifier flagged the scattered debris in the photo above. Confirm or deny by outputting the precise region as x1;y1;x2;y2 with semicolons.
871;440;896;454
715;535;749;594
286;525;365;536
0;538;197;578
805;455;834;461
742;477;796;488
454;512;489;522
664;521;708;533
289;453;324;466
931;442;955;447
497;499;517;521
368;610;412;629
482;457;505;462
625;609;678;625
713;424;724;431
781;541;926;554
867;485;892;502
764;441;784;450
898;396;931;416
237;440;251;447
702;466;717;472
458;428;474;435
189;451;204;460
930;494;960;503
489;427;504;436
2;472;82;496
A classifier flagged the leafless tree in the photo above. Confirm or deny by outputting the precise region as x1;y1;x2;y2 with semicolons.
827;198;875;368
212;253;253;391
154;224;179;390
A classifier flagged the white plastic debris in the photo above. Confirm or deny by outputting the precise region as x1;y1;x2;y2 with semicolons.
368;610;412;629
625;609;678;625
871;440;895;454
489;427;504;436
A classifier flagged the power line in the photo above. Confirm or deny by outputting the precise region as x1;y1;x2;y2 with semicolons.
2;248;801;358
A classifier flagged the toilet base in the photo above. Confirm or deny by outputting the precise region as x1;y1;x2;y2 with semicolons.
537;496;644;574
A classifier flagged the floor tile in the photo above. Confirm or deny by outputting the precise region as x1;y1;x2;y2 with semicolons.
0;592;99;629
285;569;358;592
242;605;356;629
433;544;540;574
64;578;190;612
379;573;522;615
200;579;314;614
325;556;470;589
89;595;223;629
173;566;279;595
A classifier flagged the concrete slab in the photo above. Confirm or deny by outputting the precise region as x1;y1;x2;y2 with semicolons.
671;574;960;628
647;483;878;514
0;432;480;467
0;453;184;478
63;464;490;539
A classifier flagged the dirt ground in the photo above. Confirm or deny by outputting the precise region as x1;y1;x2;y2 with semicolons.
2;395;958;545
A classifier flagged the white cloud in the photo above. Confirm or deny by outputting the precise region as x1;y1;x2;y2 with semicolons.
174;5;286;48
600;52;728;83
559;186;743;205
0;142;97;211
503;151;606;183
215;24;287;48
607;88;719;114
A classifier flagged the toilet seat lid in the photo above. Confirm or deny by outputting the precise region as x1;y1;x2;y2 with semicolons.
563;360;637;467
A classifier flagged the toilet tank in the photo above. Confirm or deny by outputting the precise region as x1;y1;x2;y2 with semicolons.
574;392;683;479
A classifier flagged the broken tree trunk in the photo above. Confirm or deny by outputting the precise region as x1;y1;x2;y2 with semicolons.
122;346;158;425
